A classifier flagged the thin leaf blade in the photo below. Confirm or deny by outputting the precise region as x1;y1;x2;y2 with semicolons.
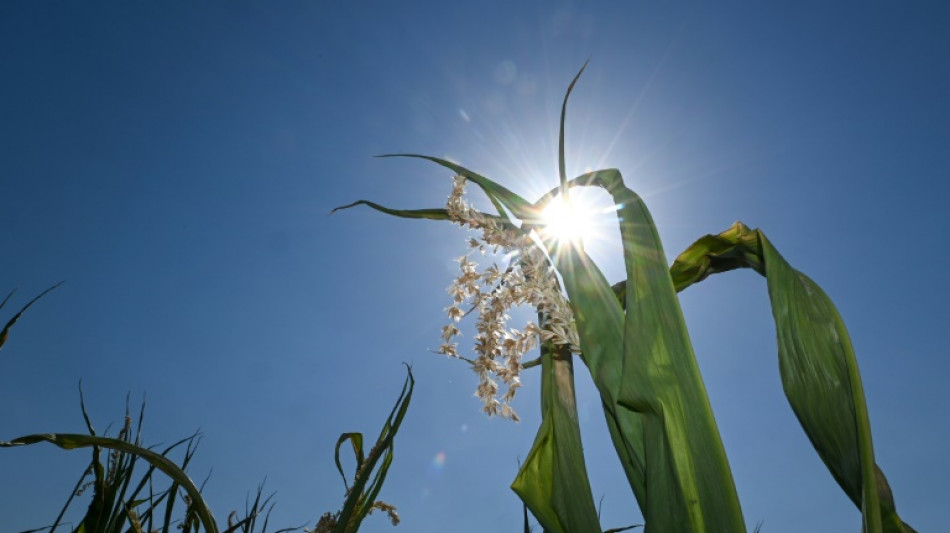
0;283;63;352
377;154;536;221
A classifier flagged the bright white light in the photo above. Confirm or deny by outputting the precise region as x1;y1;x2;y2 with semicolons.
540;194;596;245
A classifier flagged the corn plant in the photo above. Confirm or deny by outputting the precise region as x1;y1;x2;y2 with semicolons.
3;370;412;533
334;66;915;532
2;286;413;533
312;365;413;533
3;393;231;533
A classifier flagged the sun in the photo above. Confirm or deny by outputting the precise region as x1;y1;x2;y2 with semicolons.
539;194;597;246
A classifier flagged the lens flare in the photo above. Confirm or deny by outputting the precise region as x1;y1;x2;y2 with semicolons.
540;195;596;245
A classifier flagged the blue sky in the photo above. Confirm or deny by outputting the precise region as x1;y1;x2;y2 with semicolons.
2;2;947;531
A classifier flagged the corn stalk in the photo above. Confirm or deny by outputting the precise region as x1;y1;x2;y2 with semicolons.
336;66;914;532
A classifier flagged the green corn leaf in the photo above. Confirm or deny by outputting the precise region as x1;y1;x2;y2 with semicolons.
582;170;746;532
667;222;764;290
335;432;365;491
0;289;14;312
360;448;395;523
1;433;217;533
161;482;180;533
334;365;413;533
330;200;451;221
762;236;884;533
669;222;915;533
558;61;589;195
532;84;645;521
539;168;745;531
511;344;601;533
377;154;537;223
530;174;648;510
329;199;532;258
0;282;63;353
552;242;648;510
330;200;521;230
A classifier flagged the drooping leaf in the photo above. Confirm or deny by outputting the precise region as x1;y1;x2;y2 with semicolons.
0;433;218;533
511;344;601;533
531;173;648;510
669;222;915;533
667;222;764;290
334;432;365;492
562;170;746;532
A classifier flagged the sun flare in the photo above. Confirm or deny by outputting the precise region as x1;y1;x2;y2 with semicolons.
539;194;597;245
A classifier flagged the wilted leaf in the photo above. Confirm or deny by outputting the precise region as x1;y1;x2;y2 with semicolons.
670;222;915;533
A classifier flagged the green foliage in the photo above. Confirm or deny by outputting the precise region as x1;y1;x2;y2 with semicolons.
511;343;600;532
669;222;917;533
4;396;227;533
3;286;412;533
318;365;413;533
336;69;914;532
3;379;414;533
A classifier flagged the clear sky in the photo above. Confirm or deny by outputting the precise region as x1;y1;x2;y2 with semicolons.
2;2;947;532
